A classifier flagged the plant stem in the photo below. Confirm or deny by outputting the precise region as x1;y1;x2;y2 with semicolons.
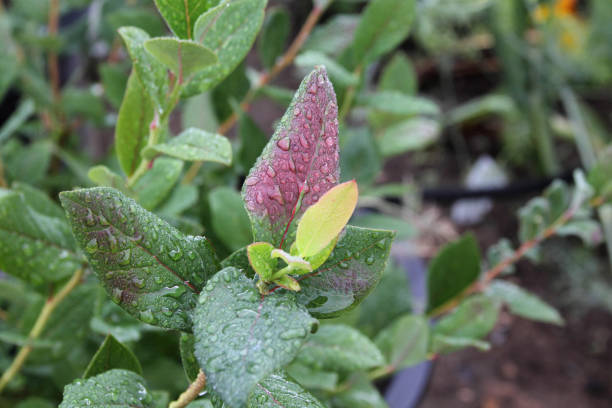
427;207;576;318
182;3;328;185
0;268;83;394
169;370;207;408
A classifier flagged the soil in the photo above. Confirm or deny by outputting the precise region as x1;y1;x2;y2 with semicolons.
417;204;612;408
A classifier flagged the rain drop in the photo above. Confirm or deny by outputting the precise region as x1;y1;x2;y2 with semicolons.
277;138;290;151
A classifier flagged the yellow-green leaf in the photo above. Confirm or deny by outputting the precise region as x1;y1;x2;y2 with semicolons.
247;242;276;281
144;38;217;79
296;180;358;257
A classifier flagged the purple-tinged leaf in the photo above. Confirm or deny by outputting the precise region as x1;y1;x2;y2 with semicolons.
242;67;339;248
296;225;395;318
60;187;219;331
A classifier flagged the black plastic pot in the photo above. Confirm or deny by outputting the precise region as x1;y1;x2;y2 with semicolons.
381;256;433;408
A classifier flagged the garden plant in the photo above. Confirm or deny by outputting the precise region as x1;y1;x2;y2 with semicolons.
1;0;612;407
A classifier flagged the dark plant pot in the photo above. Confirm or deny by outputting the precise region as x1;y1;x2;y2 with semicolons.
381;256;433;408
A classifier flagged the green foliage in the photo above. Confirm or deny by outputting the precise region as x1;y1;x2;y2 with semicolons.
427;233;481;313
295;324;384;372
431;295;500;354
375;315;429;370
60;187;218;331
144;128;231;165
486;281;563;325
351;0;416;66
192;267;318;407
0;185;81;287
186;0;268;96
132;158;184;210
59;369;154;408
247;371;326;408
144;38;217;78
258;6;290;69
83;334;143;378
209;186;252;251
115;71;154;177
154;0;219;39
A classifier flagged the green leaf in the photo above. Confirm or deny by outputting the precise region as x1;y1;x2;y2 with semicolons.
295;51;359;87
247;242;276;281
83;334;143;378
99;63;128;110
556;219;603;247
351;214;416;240
296;324;384;372
180;333;201;382
426;233;481;314
339;127;381;186
431;294;500;354
379;117;440;157
106;7;166;38
88;165;130;194
296;180;358;258
209;187;252;251
238;111;268;172
431;335;490;353
447;94;515;126
16;398;56;408
115;70;154;177
60;187;219;331
0;99;35;145
59;369;154;408
242;67;339;249
1;140;52;185
286;363;338;392
379;52;416;95
0;187;81;287
118;27;168;109
375;314;428;370
356;261;412;337
144;128;232;165
486;280;564;325
247;371;326;408
303;14;360;58
154;0;220;39
61;87;105;124
132;157;184;210
352;0;416;65
193;267;318;407
258;6;290;70
0;15;18;101
144;38;217;78
361;92;439;116
297;225;395;318
330;374;389;408
157;184;199;217
186;0;267;96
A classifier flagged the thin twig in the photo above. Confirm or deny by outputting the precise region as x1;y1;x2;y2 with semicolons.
182;4;327;184
427;208;576;318
169;370;207;408
0;268;83;394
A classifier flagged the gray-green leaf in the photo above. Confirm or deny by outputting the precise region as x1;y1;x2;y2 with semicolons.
486;280;563;325
144;38;217;78
60;187;219;331
352;0;416;65
296;324;384;372
115;70;154;177
0;186;81;287
193;267;318;407
59;369;154;408
297;226;395;318
144;128;232;165
118;27;168;109
208;187;252;251
247;371;326;408
185;0;267;96
132;157;183;210
375;314;429;370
